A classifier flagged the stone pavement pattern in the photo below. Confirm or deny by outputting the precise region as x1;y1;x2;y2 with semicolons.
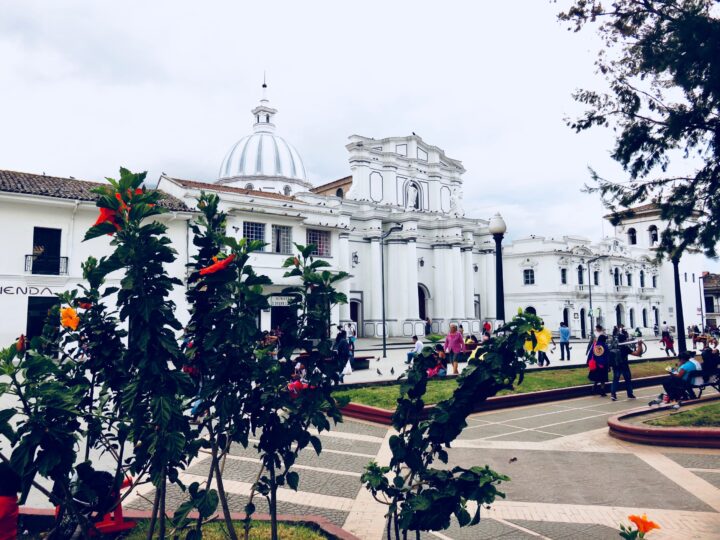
124;385;720;539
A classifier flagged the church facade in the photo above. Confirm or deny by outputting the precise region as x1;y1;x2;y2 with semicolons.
0;89;706;345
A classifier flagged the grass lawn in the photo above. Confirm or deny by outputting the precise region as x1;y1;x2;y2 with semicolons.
334;360;671;410
125;520;328;539
646;401;720;428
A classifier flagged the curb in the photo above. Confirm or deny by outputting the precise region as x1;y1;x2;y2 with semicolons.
607;395;720;448
340;374;669;425
18;507;360;540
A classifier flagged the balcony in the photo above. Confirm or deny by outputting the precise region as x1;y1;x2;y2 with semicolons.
614;285;631;295
639;287;662;297
25;255;68;276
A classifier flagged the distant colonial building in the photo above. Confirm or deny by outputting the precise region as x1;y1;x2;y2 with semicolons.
702;273;720;329
503;204;705;338
0;87;706;345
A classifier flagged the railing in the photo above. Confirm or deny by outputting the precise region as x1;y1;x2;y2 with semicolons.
614;285;631;293
575;285;588;292
25;255;68;275
639;287;661;295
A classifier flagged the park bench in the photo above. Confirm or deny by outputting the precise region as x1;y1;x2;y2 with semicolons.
690;367;720;398
351;355;374;370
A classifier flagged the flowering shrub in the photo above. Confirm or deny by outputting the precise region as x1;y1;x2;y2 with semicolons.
620;514;660;539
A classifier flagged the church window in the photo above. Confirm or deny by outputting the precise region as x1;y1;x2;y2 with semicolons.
271;225;293;254
627;228;637;245
560;268;567;284
593;270;600;286
283;185;292;196
523;269;535;285
265;114;270;123
626;272;632;287
577;265;584;285
614;268;621;286
648;225;659;245
640;270;645;288
245;183;255;190
243;222;266;250
307;229;331;257
335;188;344;198
652;275;658;288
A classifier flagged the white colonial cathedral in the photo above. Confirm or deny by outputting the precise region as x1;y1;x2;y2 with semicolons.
0;87;705;345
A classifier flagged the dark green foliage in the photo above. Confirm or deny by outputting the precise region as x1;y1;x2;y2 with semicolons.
558;0;720;258
361;311;544;537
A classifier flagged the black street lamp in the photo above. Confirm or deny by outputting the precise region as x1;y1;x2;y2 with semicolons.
380;223;403;358
488;213;507;324
587;255;609;333
671;253;688;354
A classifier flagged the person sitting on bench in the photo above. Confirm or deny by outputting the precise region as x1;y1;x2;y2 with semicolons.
652;351;703;406
406;335;424;364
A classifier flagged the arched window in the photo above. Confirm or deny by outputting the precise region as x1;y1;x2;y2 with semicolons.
627;228;637;245
614;268;620;286
525;306;537;315
629;308;635;328
335;188;344;198
615;304;624;326
642;308;648;327
652;274;658;288
648;225;659;245
523;269;535;285
283;185;292;196
577;265;584;285
593;270;600;286
640;270;645;288
626;272;632;287
244;183;255;190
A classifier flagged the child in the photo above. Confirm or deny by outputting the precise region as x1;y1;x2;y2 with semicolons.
0;462;20;540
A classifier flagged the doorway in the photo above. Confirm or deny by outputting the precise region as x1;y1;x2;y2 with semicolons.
418;285;429;321
271;305;297;333
525;306;537;315
615;304;624;327
350;299;363;337
563;307;570;326
580;308;587;339
26;296;60;341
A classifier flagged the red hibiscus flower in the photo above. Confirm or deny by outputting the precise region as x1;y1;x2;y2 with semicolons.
199;254;236;276
94;207;121;232
16;334;25;353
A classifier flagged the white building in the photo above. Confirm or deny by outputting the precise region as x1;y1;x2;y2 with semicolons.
0;88;706;345
503;203;705;338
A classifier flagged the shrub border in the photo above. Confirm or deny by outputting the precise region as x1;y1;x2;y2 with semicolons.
17;507;360;540
607;395;720;448
340;374;668;425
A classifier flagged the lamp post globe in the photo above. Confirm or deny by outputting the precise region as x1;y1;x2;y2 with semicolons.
488;213;507;324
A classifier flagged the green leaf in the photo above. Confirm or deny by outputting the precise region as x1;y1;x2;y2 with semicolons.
286;471;299;491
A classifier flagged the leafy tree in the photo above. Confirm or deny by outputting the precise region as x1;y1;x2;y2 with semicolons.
558;0;720;259
241;245;349;540
361;311;544;539
85;168;198;538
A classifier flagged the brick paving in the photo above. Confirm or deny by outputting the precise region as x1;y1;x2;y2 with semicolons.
121;388;720;539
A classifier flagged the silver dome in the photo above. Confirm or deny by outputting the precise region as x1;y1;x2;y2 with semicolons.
219;132;307;181
218;92;308;185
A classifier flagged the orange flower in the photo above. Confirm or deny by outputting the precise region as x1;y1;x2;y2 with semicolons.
94;207;121;232
628;514;660;535
16;334;25;353
199;254;236;276
60;306;80;331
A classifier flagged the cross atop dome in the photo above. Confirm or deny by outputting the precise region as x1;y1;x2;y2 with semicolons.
252;78;277;134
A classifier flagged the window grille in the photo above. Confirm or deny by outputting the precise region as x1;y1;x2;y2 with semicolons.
306;229;331;257
523;269;535;285
272;225;293;254
243;222;265;250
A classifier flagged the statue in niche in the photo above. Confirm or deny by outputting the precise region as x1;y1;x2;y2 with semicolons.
405;183;419;210
449;187;464;217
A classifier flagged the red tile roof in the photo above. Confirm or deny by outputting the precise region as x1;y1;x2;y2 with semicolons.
168;177;295;201
0;169;190;211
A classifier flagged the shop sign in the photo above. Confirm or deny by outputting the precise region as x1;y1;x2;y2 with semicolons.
268;295;294;307
0;285;54;296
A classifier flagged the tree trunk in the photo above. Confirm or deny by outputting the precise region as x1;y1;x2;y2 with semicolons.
159;475;167;539
393;508;400;540
213;450;239;540
269;464;278;540
146;487;161;540
243;463;265;540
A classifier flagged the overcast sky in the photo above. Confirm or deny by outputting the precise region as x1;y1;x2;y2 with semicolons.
1;0;713;264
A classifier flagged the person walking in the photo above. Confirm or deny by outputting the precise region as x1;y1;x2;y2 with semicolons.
587;325;610;396
559;322;571;361
483;320;492;335
444;323;466;375
610;325;641;401
406;335;424;364
661;331;676;356
424;317;433;336
653;323;659;337
335;330;351;372
537;334;557;367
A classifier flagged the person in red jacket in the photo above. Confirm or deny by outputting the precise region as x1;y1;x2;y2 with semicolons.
0;462;20;540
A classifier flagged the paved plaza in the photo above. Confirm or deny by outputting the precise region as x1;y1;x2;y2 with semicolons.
124;386;720;539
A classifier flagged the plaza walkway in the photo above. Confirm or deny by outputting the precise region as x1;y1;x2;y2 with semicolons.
124;386;720;539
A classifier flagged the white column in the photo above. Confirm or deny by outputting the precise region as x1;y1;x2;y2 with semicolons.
463;248;475;318
369;238;382;321
406;239;420;320
338;233;351;324
452;245;465;319
386;240;407;328
432;246;450;323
